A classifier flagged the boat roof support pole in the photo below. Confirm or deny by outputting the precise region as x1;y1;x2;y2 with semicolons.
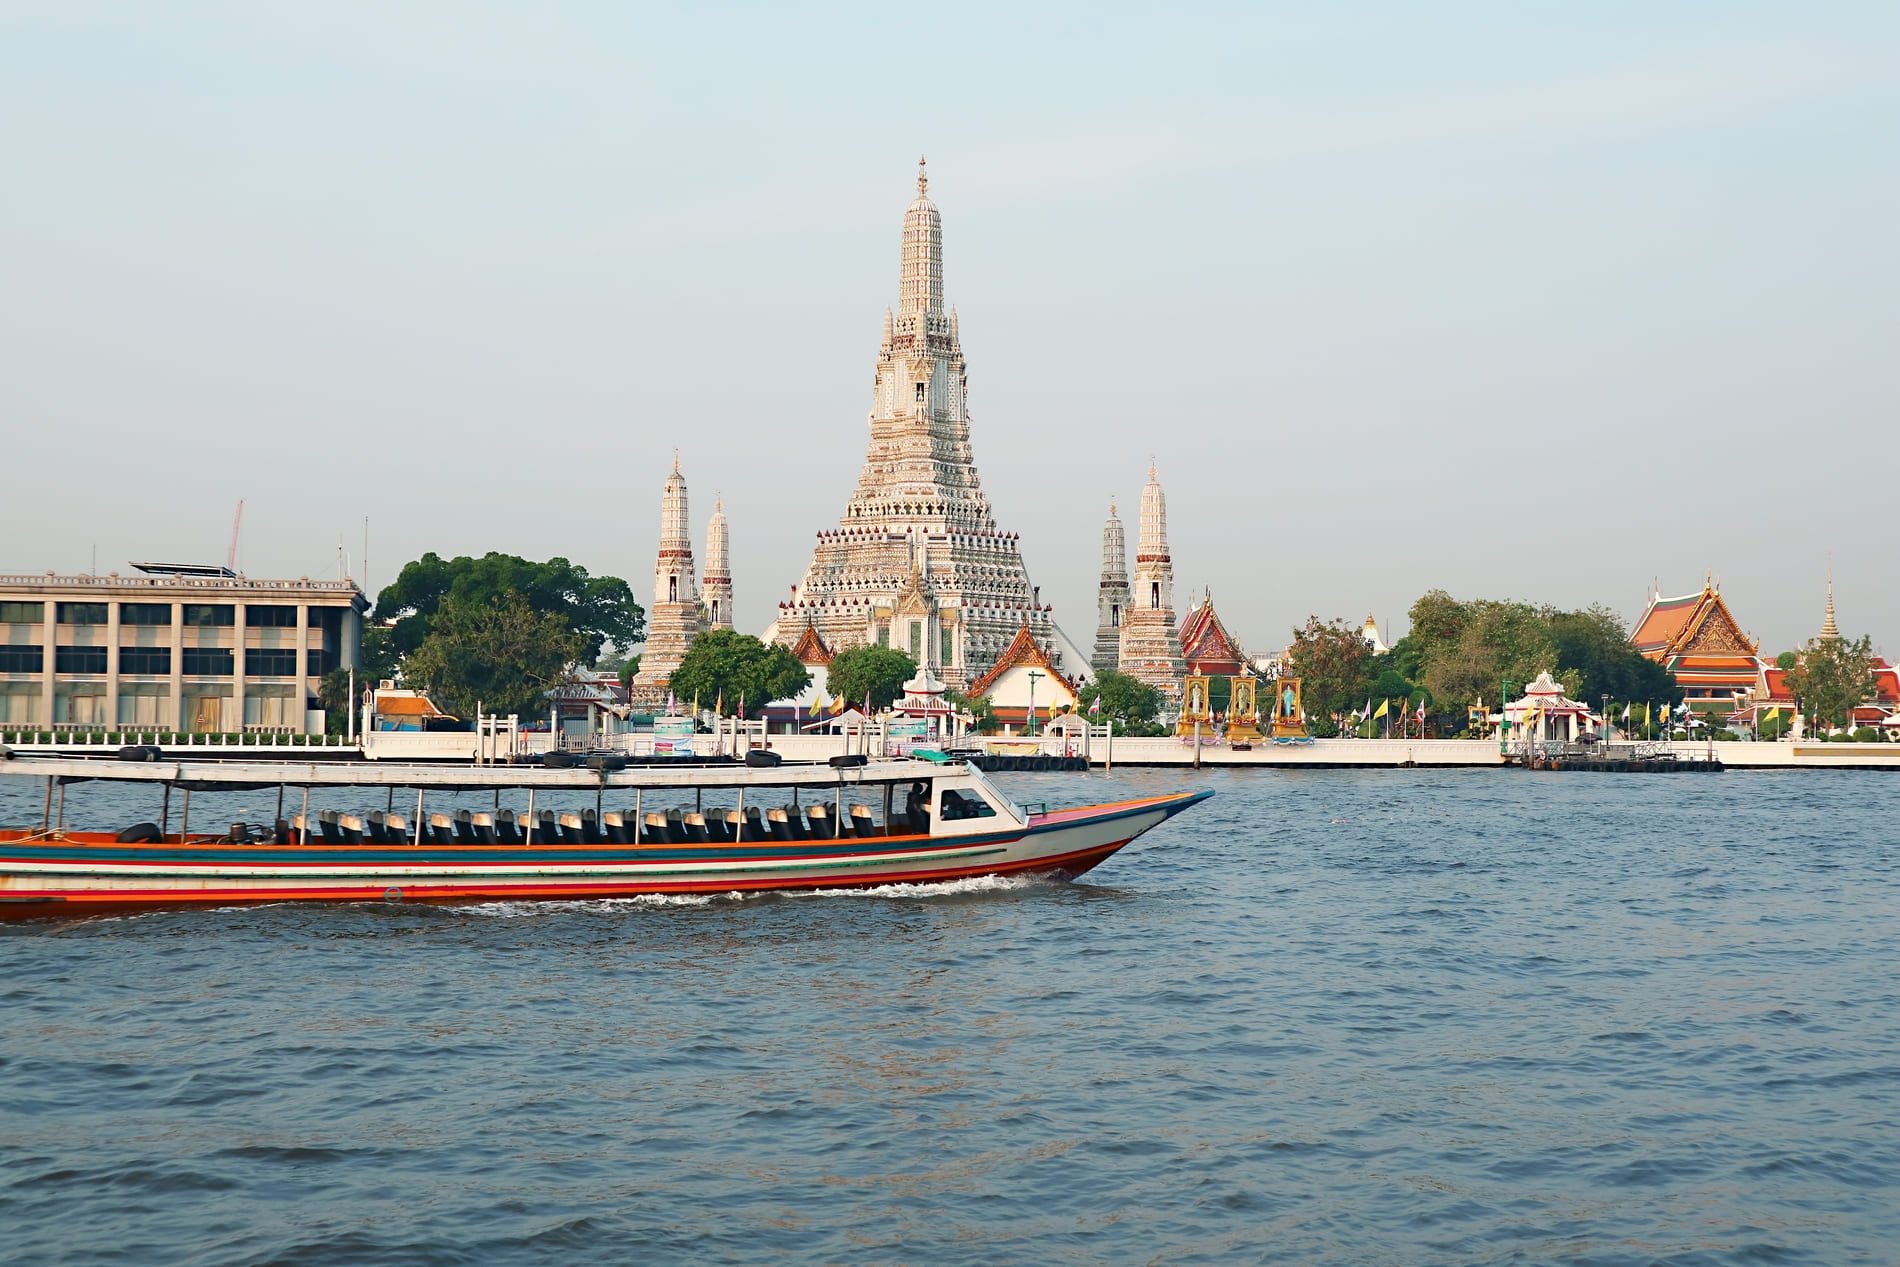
275;785;284;823
633;788;641;837
55;779;65;832
414;790;425;845
41;776;52;833
161;783;171;837
181;787;190;841
525;788;535;844
300;786;309;844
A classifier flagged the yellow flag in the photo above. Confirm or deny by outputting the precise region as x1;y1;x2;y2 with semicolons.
1763;705;1779;723
830;693;846;715
1373;698;1389;719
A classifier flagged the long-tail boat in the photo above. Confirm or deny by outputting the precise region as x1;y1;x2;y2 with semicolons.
0;751;1209;921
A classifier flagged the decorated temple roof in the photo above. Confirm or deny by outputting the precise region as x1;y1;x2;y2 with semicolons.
788;619;832;667
1631;582;1759;662
966;622;1080;699
1177;590;1246;674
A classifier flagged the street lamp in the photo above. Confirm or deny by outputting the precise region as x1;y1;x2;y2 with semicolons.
1026;670;1043;736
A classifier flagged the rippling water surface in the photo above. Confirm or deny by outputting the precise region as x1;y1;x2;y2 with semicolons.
4;768;1898;1265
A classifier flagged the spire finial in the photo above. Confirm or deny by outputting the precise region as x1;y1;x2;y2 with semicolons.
917;154;927;196
672;448;680;475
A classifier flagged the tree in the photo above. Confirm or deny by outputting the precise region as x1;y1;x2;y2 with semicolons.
1782;634;1878;731
826;646;917;713
375;552;642;662
945;689;998;735
665;631;809;717
1547;605;1679;705
401;594;585;719
1418;600;1554;713
1287;616;1375;735
1076;670;1166;735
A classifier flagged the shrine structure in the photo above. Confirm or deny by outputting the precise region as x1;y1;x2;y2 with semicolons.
1092;500;1130;676
1629;579;1763;706
703;499;733;633
966;622;1080;730
628;457;707;709
767;160;1087;690
1117;465;1185;700
1177;589;1247;679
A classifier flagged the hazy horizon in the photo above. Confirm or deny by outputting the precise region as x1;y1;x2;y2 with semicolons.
4;4;1894;659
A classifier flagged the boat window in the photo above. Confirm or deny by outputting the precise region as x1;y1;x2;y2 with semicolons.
939;788;995;820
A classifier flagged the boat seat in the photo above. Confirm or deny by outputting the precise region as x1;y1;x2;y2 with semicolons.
495;810;522;845
766;807;797;842
557;812;586;845
385;813;410;843
428;813;455;845
533;810;559;843
454;809;479;844
471;811;499;844
704;812;735;844
642;811;672;844
850;806;878;838
665;809;687;841
601;811;631;845
780;806;811;841
743;807;767;842
680;812;711;844
806;805;835;839
581;809;606;845
318;811;344;844
337;814;367;845
366;811;391;843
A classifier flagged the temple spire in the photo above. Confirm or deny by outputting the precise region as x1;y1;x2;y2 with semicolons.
1820;567;1840;642
1092;498;1130;675
899;159;944;318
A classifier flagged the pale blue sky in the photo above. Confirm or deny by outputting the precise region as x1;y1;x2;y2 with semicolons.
3;3;1895;656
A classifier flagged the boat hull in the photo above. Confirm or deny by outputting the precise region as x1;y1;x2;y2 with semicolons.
0;791;1210;921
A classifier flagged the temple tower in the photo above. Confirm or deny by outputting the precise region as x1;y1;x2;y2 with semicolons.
768;160;1087;690
1820;569;1841;642
630;456;707;709
704;498;733;632
1117;465;1185;698
1092;499;1130;675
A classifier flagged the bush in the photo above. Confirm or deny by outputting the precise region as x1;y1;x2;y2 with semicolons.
1852;726;1882;743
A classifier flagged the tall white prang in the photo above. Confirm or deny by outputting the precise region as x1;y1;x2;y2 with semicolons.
1117;465;1184;698
630;455;707;708
768;160;1086;691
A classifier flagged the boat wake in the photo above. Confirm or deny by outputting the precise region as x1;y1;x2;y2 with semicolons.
453;873;1057;919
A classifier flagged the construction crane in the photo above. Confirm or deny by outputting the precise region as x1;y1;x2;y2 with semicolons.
226;499;245;573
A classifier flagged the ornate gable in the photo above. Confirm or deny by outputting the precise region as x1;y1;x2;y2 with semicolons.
1679;595;1758;657
789;619;833;667
1178;592;1245;671
966;623;1079;699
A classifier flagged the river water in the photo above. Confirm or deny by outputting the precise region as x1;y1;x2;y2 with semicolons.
3;768;1897;1265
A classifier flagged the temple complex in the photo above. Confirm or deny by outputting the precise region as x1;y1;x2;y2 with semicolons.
766;161;1087;691
1630;579;1762;705
966;622;1081;729
1091;501;1130;676
1117;465;1185;699
629;457;707;709
703;499;733;632
1177;589;1247;679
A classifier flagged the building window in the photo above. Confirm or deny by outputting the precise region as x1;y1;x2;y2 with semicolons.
245;648;299;677
183;604;236;627
941;626;953;667
307;649;327;676
120;646;171;675
246;604;298;628
57;602;108;625
181;648;234;676
120;603;172;626
0;601;44;623
54;646;108;674
909;622;922;660
877;626;889;648
117;684;172;728
0;645;44;673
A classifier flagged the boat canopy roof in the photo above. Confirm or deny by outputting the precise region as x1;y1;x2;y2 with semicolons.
0;754;968;794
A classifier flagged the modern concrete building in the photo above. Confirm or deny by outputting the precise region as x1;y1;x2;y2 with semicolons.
0;563;368;733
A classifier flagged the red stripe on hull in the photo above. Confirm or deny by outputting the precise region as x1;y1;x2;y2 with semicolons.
0;839;1135;923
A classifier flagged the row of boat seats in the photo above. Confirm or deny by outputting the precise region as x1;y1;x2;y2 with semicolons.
282;804;890;846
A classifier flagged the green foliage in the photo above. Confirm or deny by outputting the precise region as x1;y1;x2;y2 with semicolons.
825;646;917;713
1776;651;1798;671
665;631;809;717
1077;670;1167;735
1287;616;1375;730
1781;634;1879;731
1852;726;1882;742
401;594;586;720
1758;713;1792;740
376;552;642;663
945;689;998;734
1547;605;1679;704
